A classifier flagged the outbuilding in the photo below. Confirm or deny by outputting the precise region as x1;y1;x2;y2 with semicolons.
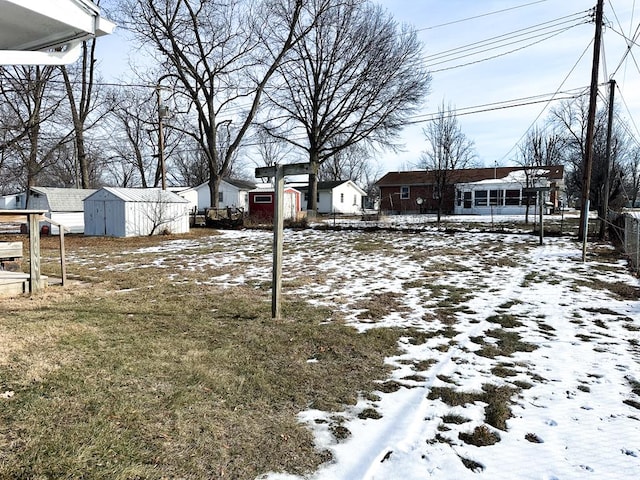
84;187;190;237
24;187;96;234
248;186;302;222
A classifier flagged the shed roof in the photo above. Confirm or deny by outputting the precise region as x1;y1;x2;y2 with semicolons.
291;180;366;195
375;166;565;187
90;187;189;203
30;186;96;212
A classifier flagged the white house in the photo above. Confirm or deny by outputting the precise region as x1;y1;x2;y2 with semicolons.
0;192;24;209
84;187;190;237
20;187;96;234
454;169;564;216
177;178;256;212
294;180;367;215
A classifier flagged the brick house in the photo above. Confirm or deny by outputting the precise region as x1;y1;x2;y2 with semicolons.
376;166;564;215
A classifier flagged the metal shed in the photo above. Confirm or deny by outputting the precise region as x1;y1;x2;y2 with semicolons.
84;187;190;237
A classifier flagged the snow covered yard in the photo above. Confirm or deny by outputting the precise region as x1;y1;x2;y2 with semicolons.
90;221;640;480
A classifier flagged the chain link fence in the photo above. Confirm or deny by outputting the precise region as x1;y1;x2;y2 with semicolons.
621;213;640;274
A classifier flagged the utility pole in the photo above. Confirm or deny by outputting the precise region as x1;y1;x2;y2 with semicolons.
579;0;604;250
156;85;167;191
599;79;616;240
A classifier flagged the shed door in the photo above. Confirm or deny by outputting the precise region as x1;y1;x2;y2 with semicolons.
91;201;107;235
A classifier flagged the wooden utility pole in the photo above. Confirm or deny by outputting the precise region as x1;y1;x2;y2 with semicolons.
599;79;616;240
579;0;604;246
256;162;310;319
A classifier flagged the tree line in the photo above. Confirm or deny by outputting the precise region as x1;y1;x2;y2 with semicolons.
0;0;430;211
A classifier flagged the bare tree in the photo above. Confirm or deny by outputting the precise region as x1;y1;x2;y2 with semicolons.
318;142;370;184
263;0;430;213
0;66;70;198
516;127;566;222
104;88;157;187
549;96;629;218
420;101;476;223
60;36;102;188
627;146;640;207
118;0;318;208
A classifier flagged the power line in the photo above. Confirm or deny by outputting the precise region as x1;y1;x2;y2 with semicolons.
429;26;580;73
424;12;589;64
496;38;596;163
416;0;550;32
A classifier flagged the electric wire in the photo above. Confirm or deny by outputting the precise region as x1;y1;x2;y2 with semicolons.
416;0;549;32
429;26;581;73
424;12;589;64
496;38;596;163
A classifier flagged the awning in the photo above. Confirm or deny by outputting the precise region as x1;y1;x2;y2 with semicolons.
0;0;115;65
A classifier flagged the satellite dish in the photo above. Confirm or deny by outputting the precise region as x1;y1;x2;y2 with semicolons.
416;197;423;205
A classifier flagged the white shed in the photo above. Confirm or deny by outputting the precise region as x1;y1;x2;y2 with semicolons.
84;187;190;237
26;187;96;234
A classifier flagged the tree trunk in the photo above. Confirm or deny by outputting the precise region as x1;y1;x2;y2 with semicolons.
306;157;320;217
208;175;221;209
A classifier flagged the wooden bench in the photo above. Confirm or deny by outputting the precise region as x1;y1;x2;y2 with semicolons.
0;241;22;272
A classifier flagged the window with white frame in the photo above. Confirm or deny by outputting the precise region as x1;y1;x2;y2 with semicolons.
340;193;344;203
218;192;224;203
400;186;410;199
474;190;488;206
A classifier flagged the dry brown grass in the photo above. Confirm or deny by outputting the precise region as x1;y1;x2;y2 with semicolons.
0;232;403;479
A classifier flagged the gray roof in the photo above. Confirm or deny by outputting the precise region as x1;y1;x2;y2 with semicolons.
99;187;189;203
224;178;257;191
30;187;97;212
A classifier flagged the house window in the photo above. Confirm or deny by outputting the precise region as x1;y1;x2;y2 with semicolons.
353;195;357;206
456;190;463;207
218;192;224;203
489;190;503;206
340;193;344;203
400;186;410;199
474;190;488;206
505;189;520;206
464;192;472;209
254;195;272;203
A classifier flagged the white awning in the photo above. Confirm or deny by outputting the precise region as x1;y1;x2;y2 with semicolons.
0;0;115;65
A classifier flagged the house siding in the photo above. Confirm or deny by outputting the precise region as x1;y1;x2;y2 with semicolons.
84;188;189;237
377;166;564;215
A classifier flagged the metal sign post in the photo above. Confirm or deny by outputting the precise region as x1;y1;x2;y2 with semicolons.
255;163;310;319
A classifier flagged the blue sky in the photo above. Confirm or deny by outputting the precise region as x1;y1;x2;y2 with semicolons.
95;0;640;172
377;0;640;170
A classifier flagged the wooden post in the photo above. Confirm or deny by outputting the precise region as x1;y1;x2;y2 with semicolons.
59;227;67;286
272;164;285;319
255;162;310;319
539;190;544;246
28;213;41;293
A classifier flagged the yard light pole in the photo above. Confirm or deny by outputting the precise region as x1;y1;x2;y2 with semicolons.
155;78;174;191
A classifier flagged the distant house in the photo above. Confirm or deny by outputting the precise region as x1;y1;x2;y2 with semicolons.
293;180;367;215
248;185;302;221
0;193;24;210
84;187;190;237
20;187;97;234
177;178;256;212
376;166;564;215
